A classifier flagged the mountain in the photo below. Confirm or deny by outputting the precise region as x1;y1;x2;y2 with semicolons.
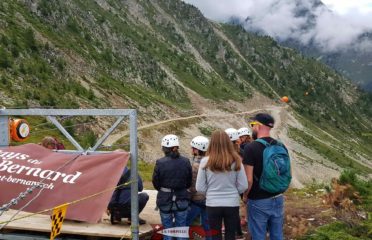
233;0;372;92
281;34;372;91
0;0;371;183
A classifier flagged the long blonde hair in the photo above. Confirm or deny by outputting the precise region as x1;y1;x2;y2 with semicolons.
204;130;242;172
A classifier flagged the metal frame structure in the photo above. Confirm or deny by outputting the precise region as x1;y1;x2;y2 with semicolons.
0;109;139;240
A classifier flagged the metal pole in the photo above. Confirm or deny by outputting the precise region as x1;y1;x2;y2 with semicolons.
0;116;9;147
129;110;139;240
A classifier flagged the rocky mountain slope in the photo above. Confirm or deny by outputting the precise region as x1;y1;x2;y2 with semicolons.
236;0;372;91
0;0;371;184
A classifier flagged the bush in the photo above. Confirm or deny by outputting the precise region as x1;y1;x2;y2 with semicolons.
79;129;96;148
0;48;12;68
199;126;215;136
339;170;358;186
66;18;80;34
23;28;38;52
63;119;75;137
338;169;372;211
38;0;52;17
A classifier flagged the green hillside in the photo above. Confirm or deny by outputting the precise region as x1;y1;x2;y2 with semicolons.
0;0;371;170
1;1;372;238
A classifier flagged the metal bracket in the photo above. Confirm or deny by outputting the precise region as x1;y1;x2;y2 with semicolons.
0;108;139;240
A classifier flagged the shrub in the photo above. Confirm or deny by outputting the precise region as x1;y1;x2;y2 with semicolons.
23;28;38;52
79;129;96;148
0;48;12;68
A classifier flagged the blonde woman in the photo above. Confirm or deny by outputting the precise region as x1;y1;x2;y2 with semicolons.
196;130;248;240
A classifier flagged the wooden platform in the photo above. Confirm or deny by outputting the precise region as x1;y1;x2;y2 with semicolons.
0;190;161;239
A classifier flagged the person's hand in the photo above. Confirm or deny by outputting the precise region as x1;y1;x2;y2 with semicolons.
242;192;248;204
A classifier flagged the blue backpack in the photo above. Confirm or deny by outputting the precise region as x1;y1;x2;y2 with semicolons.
255;139;292;193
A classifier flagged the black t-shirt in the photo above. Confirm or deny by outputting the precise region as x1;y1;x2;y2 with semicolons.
243;137;282;200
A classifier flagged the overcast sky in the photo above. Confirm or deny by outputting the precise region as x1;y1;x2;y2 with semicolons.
183;0;372;52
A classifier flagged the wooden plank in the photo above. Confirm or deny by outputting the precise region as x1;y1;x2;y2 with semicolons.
0;190;161;238
0;210;147;238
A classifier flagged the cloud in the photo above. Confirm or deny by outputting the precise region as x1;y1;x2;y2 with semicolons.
184;0;253;21
183;0;372;53
322;0;372;15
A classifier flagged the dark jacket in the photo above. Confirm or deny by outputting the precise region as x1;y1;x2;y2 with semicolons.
240;142;248;157
109;167;143;206
152;155;192;207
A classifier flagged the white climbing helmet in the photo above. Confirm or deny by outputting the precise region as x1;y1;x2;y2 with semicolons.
238;127;252;137
190;136;209;152
161;134;180;147
225;128;239;141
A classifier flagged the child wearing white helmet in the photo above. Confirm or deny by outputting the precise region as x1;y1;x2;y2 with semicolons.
152;134;192;240
237;127;252;231
238;127;253;156
187;136;211;239
225;128;241;154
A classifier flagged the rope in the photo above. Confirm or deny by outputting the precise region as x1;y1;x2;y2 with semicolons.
0;180;133;226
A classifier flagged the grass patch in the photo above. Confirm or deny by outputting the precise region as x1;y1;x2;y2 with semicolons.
300;171;372;240
126;160;155;190
126;160;155;183
288;127;372;174
294;113;372;160
338;170;372;211
300;220;372;240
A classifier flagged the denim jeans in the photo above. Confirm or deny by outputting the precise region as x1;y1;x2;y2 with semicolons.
159;200;189;240
187;202;211;240
248;195;284;240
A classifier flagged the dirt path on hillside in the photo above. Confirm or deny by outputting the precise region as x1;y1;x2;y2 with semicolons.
105;105;286;145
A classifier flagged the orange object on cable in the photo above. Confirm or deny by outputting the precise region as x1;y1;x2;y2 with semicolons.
281;96;289;103
9;118;30;142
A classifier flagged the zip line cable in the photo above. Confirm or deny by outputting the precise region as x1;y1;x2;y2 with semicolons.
32;115;75;129
31;118;128;138
31;120;99;135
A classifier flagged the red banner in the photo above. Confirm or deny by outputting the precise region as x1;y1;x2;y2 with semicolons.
0;144;129;223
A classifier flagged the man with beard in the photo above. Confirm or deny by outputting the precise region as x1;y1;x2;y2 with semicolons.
242;113;290;240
